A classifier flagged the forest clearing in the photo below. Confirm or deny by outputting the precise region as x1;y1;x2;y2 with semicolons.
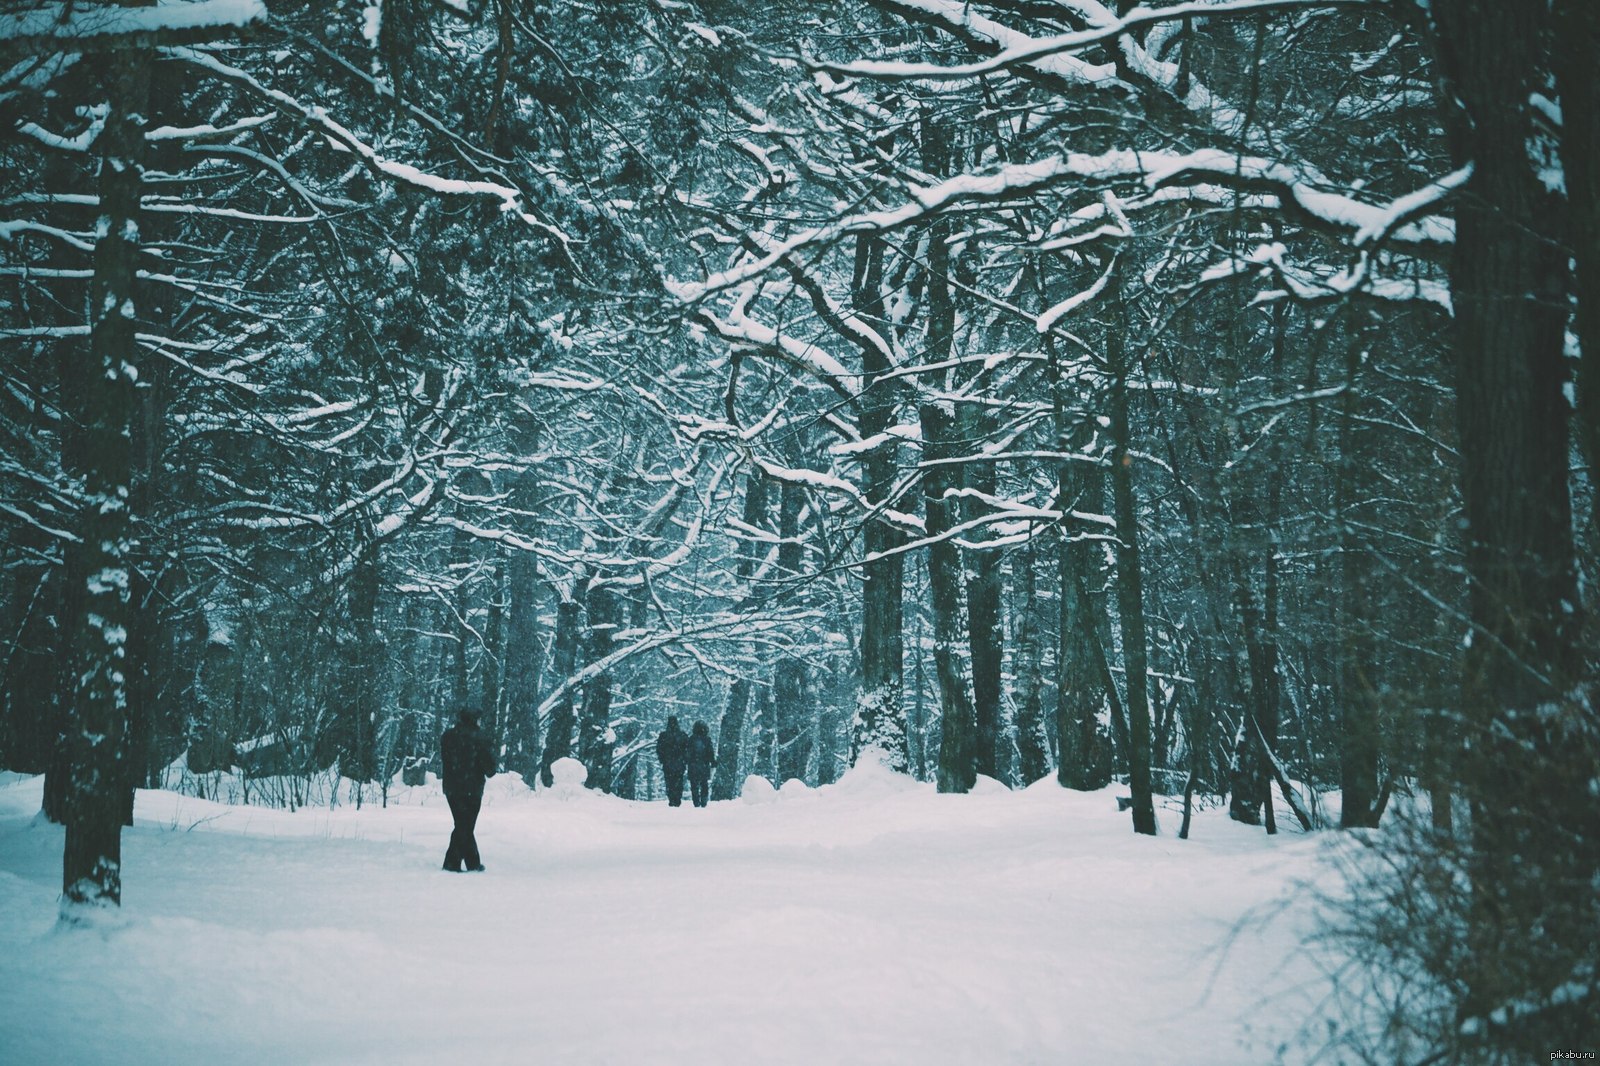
1;767;1340;1065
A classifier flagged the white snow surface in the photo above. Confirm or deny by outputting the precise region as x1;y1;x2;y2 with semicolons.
0;769;1340;1064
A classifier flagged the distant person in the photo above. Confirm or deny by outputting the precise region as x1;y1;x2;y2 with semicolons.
441;708;495;872
656;715;688;807
687;720;716;808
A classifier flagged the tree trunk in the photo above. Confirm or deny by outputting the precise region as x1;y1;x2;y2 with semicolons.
538;587;583;786
1220;298;1285;829
43;543;81;826
1108;306;1157;836
1224;551;1280;826
340;549;382;783
917;165;977;793
61;40;151;914
577;579;617;791
1429;0;1588;1038
852;232;907;769
503;547;542;785
712;470;770;799
924;400;978;793
1012;544;1051;785
1553;0;1600;483
749;682;775;784
2;564;58;776
964;458;1005;782
1048;336;1110;790
774;480;811;782
1338;315;1381;829
450;534;471;714
612;718;641;800
712;680;748;801
1429;0;1580;739
772;663;810;783
481;556;505;752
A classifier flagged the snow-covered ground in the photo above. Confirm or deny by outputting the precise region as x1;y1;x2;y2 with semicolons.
0;763;1342;1065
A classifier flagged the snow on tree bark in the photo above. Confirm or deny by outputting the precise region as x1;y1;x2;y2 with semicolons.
924;398;977;794
917;153;978;793
60;37;151;915
963;436;1006;784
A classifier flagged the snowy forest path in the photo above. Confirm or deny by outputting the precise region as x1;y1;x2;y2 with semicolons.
0;772;1335;1064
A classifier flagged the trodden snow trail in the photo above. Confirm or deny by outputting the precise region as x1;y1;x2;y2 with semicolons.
0;763;1337;1065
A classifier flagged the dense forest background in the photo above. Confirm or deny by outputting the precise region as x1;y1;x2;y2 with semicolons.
1;0;1596;1058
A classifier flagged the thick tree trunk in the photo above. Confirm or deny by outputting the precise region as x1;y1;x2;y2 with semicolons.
918;171;977;793
61;41;151;914
774;480;811;783
908;612;930;780
1429;0;1580;740
450;534;471;714
1338;317;1381;829
1224;552;1280;827
749;683;775;784
1055;550;1111;790
503;547;542;784
1220;301;1285;830
502;415;543;784
1048;337;1110;790
121;570;163;811
1109;354;1157;836
538;588;583;786
964;458;1005;783
481;556;504;751
1;564;58;775
712;680;748;801
577;579;617;791
339;550;382;782
772;663;809;783
923;400;977;793
712;470;770;799
1553;0;1600;482
1430;0;1589;1039
612;718;641;800
1100;283;1156;834
43;542;82;826
1012;545;1051;785
124;147;177;799
852;233;907;768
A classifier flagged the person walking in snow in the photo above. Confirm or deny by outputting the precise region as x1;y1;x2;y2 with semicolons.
656;715;689;807
686;720;716;808
441;708;495;872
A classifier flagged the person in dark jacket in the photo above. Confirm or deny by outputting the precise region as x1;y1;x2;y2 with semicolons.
656;715;688;807
441;708;495;872
686;720;716;808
